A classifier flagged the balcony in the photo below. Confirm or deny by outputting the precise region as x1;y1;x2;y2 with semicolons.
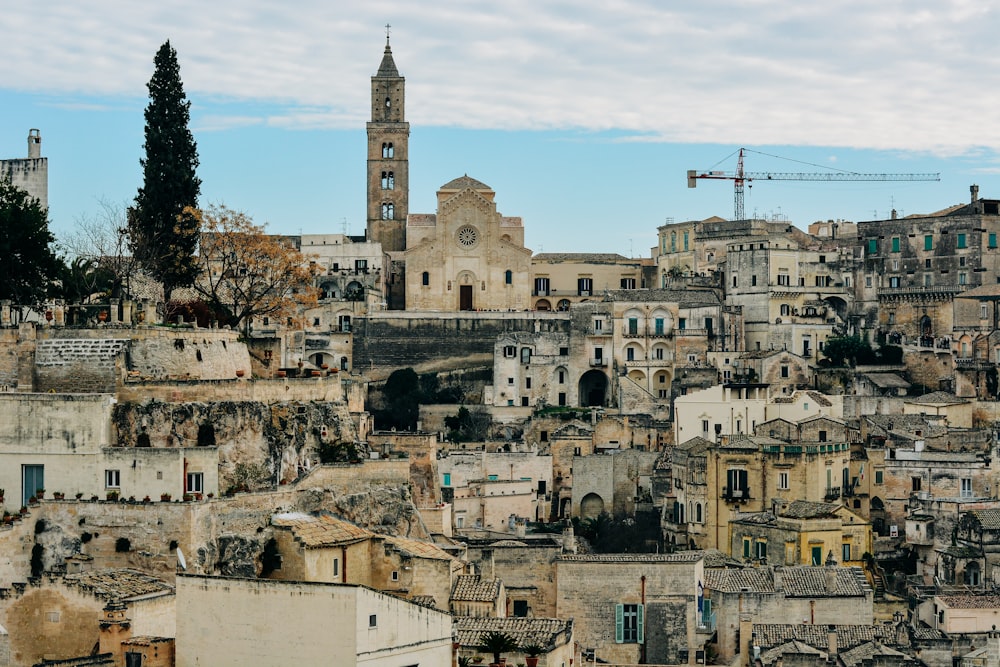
956;357;995;370
722;486;750;502
824;486;841;501
590;358;607;367
697;610;717;634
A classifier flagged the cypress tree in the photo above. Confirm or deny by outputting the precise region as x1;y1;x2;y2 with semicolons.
130;40;201;304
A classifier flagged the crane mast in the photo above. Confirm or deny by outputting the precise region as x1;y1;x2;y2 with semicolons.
687;148;940;221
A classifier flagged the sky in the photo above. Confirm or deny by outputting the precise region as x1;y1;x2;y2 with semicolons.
3;1;1000;257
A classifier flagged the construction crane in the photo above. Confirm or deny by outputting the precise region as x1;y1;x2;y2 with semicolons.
687;148;940;221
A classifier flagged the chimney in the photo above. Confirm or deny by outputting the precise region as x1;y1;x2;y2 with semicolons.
99;600;132;666
988;628;1000;667
773;566;782;592
827;625;838;656
27;129;41;159
972;184;980;204
825;566;838;593
891;209;897;220
739;615;754;667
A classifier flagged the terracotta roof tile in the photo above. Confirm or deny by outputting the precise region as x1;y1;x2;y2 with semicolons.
63;568;173;602
454;616;571;651
937;595;1000;608
383;535;457;562
452;575;502;602
271;512;372;548
752;624;899;652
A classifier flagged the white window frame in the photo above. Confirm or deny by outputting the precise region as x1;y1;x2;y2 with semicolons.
105;469;120;489
187;472;204;494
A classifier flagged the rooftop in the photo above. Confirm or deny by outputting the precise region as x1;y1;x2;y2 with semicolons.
64;568;174;602
271;512;373;548
452;575;502;602
454;616;572;650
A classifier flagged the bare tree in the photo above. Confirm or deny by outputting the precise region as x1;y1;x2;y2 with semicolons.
63;198;140;301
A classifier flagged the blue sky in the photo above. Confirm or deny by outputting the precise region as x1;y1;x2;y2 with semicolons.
3;1;1000;256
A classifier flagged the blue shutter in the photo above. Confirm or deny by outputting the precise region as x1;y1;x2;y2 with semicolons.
615;604;624;643
636;604;644;644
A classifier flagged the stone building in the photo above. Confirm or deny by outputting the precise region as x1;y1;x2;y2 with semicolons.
571;447;660;520
454;616;576;666
705;565;873;661
530;253;653;311
403;176;532;312
858;186;1000;345
729;500;872;567
555;552;706;665
176;573;454;666
1;129;47;210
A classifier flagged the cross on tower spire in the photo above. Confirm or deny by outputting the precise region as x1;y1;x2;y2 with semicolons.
385;23;391;43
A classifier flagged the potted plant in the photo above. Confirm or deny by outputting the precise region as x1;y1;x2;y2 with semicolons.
28;495;37;505
35;488;45;499
480;631;518;667
183;493;194;502
52;491;65;500
106;490;119;501
75;492;84;500
471;657;484;665
160;493;172;502
142;495;151;503
522;645;544;667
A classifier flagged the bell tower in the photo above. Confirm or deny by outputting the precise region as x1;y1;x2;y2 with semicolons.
366;29;409;252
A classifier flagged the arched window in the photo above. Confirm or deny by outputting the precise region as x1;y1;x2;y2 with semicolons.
695;503;702;523
381;171;394;190
780;304;790;316
382;142;394;158
505;270;513;285
422;271;429;286
381;203;394;220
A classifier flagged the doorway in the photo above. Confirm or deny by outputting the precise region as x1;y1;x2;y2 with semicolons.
460;285;473;311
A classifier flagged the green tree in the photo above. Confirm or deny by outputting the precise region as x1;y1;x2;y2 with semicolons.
129;40;201;303
0;176;60;316
822;335;877;367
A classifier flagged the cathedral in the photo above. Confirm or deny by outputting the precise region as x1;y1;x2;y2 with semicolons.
365;38;532;311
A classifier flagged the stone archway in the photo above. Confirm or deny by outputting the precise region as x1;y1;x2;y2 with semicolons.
580;492;605;520
578;370;608;407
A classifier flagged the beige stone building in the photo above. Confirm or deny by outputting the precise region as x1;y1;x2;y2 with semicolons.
1;129;47;210
403;176;532;311
530;253;652;311
176;573;454;666
555;552;706;665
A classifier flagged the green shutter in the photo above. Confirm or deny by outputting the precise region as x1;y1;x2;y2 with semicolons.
703;598;712;616
615;604;624;643
636;604;644;644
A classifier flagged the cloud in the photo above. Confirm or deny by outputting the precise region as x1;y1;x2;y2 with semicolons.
2;1;1000;155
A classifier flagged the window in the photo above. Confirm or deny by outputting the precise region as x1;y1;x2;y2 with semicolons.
756;540;767;561
654;347;664;360
892;237;900;252
381;170;394;190
868;238;878;255
654;318;665;335
505;270;513;285
594;319;603;332
683;231;689;250
960;256;967;267
616;603;644;643
620;278;636;289
369;614;377;628
381;142;393;158
628;318;638;335
819;430;827;442
333;558;339;577
777;273;790;286
959;272;967;285
521;348;532;364
578;277;593;295
558;392;566;406
534;277;550;295
982;304;989;319
889;276;900;288
743;537;752;559
865;276;873;288
702;420;709;433
751;275;757;287
958;233;967;249
990;233;998;249
812;546;823;566
875;470;883;484
924;234;933;251
443;473;451;486
924;274;932;286
727;469;748;496
626;347;635;361
912;477;922;492
781;365;789;378
422;271;429;286
961;478;973;498
187;472;204;494
381;202;394;220
558;370;565;384
105;469;120;488
778;472;789;490
671;232;677;252
842;543;852;562
525;377;532;389
888;312;896;325
559;347;569;356
503;345;516;358
892;259;899;270
513;600;528;617
391;570;399;581
678;318;687;330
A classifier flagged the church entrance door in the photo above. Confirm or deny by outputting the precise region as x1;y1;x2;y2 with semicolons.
459;285;473;311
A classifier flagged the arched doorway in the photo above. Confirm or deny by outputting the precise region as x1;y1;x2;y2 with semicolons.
580;492;605;520
535;299;552;311
578;370;608;407
457;271;476;311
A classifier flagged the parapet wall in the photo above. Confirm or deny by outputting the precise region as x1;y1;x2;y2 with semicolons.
352;312;570;378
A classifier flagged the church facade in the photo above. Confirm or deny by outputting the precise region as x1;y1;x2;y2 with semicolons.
403;176;532;311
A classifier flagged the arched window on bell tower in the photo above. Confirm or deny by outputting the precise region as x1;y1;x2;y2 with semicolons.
382;142;394;159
